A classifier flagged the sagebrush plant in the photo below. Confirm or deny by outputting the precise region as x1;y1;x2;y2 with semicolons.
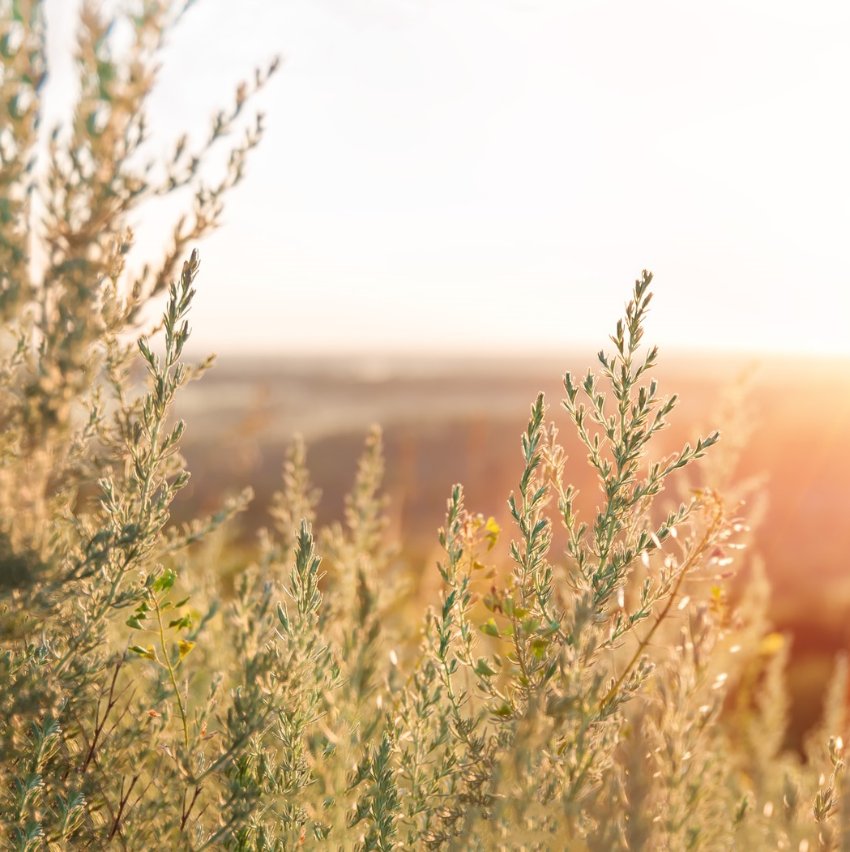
0;2;847;849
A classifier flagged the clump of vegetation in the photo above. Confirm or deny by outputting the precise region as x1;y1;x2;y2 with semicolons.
0;2;846;849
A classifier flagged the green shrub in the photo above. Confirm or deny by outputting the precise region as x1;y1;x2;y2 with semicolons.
0;2;846;849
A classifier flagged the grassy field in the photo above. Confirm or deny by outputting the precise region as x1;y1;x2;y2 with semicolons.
176;350;850;747
5;3;847;840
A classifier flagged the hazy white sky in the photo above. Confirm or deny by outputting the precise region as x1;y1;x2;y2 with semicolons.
48;0;850;355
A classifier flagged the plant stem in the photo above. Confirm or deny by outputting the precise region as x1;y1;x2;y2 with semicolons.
599;501;722;712
152;591;190;750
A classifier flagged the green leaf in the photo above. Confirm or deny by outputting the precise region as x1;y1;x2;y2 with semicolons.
474;658;497;677
97;60;115;100
521;617;540;635
85;111;102;137
480;618;500;638
129;645;155;660
530;637;550;660
126;616;144;630
152;568;176;593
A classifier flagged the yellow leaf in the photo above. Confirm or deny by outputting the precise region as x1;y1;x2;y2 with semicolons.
758;632;785;656
129;644;156;661
484;516;501;550
178;639;196;659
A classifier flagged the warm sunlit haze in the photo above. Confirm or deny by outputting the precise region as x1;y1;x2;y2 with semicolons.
5;1;850;842
46;0;850;727
46;0;850;356
34;0;850;740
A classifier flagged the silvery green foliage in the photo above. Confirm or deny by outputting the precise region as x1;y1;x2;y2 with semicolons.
1;3;847;849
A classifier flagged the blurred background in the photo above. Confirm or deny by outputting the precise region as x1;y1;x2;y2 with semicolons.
49;0;850;744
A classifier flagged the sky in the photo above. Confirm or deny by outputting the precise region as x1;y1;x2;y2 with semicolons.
46;0;850;356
